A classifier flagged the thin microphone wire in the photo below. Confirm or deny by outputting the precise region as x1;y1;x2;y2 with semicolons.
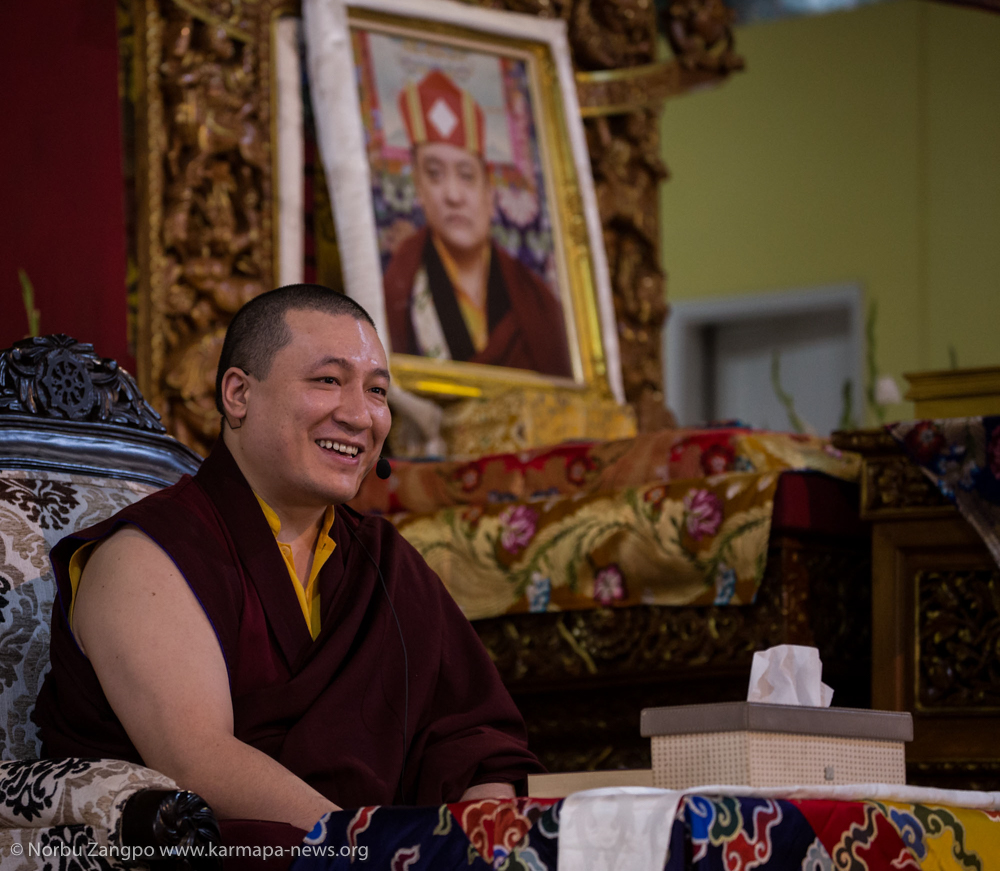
346;521;410;805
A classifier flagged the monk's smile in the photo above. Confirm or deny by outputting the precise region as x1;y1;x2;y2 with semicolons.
316;439;361;459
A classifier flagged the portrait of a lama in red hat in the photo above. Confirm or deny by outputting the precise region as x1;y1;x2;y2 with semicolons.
352;31;574;379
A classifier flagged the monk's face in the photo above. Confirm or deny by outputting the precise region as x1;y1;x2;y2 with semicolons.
237;310;392;510
412;142;493;258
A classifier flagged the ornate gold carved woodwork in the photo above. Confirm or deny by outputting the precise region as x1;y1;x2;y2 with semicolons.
134;0;284;453
477;533;872;772
565;0;679;430
476;537;869;690
917;569;1000;712
133;0;739;450
587;110;674;431
662;0;743;74
831;429;953;519
861;457;953;518
909;760;1000;793
576;62;720;115
866;510;1000;793
829;427;899;456
519;688;656;772
569;0;657;72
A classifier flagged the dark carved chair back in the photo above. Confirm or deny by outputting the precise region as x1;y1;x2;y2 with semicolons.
0;334;201;486
0;336;218;864
0;335;200;758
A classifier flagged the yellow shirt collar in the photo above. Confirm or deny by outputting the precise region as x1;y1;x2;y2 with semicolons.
254;494;336;640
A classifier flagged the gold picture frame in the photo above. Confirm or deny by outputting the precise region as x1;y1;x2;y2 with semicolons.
298;0;623;403
129;0;683;453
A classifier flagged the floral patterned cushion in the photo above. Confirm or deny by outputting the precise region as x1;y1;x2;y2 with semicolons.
0;470;157;761
0;757;176;831
0;757;178;869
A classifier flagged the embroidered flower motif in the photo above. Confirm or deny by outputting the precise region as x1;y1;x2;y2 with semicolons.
904;420;946;465
714;564;737;605
505;844;546;871
700;443;735;476
380;218;419;256
0;479;78;530
593;564;626;606
390;845;420;871
930;442;976;498
497;185;540;227
525;229;551;262
566;457;593;486
381;173;415;213
462;505;484;528
643;485;668;513
498;505;537;554
492;225;521;256
527;573;551;613
683;489;723;540
454;463;482;493
802;836;834;870
488;490;519;504
456;800;532;865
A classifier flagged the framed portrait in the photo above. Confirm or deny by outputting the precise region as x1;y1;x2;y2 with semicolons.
287;0;623;402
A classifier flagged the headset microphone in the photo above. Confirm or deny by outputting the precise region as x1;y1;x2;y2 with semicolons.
375;457;392;480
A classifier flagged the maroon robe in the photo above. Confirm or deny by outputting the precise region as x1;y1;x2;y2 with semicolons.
34;440;542;808
383;227;573;378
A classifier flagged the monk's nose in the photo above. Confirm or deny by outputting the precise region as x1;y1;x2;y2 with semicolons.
335;383;372;431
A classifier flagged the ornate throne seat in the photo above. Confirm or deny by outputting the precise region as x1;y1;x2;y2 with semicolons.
0;336;219;865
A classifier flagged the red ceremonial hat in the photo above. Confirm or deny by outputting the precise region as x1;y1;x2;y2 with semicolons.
398;69;486;157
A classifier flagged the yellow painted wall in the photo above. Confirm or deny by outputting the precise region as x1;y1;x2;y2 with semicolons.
659;0;1000;421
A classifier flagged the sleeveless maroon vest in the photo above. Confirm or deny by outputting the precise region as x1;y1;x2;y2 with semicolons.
34;440;540;806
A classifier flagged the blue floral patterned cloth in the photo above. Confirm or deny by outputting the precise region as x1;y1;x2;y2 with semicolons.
288;793;1000;870
890;416;1000;568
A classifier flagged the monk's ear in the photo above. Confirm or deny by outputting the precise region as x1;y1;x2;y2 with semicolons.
219;366;252;429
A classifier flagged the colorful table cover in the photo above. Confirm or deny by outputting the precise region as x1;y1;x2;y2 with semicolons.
291;785;1000;870
349;428;860;619
891;416;1000;569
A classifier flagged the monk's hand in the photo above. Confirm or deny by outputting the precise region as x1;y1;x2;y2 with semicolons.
460;782;515;801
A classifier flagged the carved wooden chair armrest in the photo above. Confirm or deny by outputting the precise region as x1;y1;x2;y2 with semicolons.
0;758;220;868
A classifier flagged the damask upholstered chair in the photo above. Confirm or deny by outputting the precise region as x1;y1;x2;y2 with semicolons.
0;336;219;867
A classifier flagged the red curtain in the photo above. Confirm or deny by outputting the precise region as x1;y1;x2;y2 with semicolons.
0;0;132;370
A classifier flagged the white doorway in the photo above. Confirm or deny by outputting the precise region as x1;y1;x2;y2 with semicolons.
665;285;864;434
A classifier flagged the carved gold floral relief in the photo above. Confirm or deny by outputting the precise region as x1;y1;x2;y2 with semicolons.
134;0;283;452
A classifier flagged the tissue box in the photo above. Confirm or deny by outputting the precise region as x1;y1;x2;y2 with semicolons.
641;703;913;788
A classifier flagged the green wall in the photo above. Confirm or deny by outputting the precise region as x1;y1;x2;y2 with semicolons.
659;0;1000;422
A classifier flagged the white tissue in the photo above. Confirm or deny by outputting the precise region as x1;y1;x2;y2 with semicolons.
747;644;834;707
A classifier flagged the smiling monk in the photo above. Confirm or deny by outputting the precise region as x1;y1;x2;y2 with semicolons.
35;285;541;831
